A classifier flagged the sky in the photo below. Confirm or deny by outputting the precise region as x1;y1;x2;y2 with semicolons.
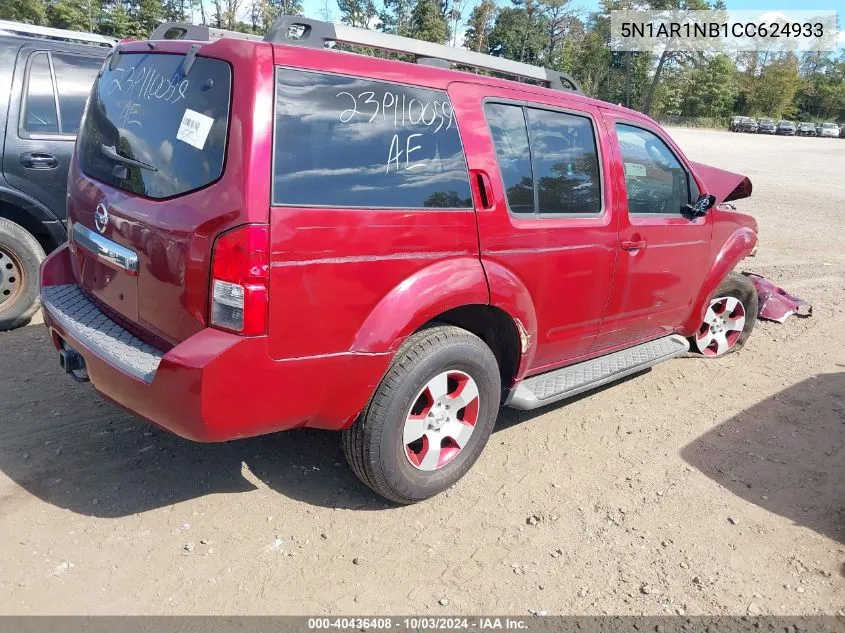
297;0;844;48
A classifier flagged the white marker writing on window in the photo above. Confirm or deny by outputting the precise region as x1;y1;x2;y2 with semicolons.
386;133;425;173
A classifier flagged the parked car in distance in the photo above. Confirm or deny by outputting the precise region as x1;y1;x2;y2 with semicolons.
735;117;758;133
817;122;840;138
39;17;760;504
797;122;816;136
776;120;795;135
840;124;845;139
757;118;776;134
729;115;743;131
0;22;110;330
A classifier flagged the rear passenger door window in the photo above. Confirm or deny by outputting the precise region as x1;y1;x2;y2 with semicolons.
484;104;534;214
484;102;602;216
272;68;472;209
615;124;692;216
526;108;602;215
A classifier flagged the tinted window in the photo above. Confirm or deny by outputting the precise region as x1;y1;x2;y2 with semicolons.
23;53;58;135
53;53;102;135
273;68;472;208
485;103;602;215
78;53;231;199
484;103;534;214
525;108;601;214
616;124;690;216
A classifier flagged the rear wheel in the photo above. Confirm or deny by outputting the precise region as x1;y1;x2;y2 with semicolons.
691;272;757;357
0;218;45;331
343;325;501;504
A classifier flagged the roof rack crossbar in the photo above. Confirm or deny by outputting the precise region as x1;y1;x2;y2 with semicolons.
0;19;117;47
264;17;582;94
149;22;262;42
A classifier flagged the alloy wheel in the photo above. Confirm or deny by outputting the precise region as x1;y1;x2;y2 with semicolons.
403;370;480;471
695;296;746;356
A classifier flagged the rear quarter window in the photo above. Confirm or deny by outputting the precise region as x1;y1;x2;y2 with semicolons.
78;53;231;200
22;52;59;135
52;53;103;135
272;68;472;209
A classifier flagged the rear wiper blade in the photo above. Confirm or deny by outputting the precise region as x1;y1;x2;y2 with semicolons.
181;43;201;76
100;144;158;172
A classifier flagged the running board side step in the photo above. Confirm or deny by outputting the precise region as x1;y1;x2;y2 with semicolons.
506;335;689;410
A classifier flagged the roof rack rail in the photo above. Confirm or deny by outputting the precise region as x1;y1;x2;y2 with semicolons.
149;22;262;42
264;16;582;94
0;19;117;47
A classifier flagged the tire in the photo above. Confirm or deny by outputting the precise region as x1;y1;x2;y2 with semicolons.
690;272;758;357
343;325;501;504
0;217;46;331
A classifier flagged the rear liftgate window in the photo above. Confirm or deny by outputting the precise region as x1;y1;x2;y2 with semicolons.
273;68;473;208
78;53;231;199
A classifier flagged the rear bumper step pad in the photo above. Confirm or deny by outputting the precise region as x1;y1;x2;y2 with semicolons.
42;284;163;383
506;334;689;410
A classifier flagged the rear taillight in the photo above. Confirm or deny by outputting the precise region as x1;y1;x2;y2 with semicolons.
209;224;269;336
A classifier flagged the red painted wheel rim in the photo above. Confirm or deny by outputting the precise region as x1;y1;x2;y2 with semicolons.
403;370;480;471
695;296;746;356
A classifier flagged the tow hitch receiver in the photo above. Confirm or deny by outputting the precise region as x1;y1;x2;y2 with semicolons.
59;344;89;383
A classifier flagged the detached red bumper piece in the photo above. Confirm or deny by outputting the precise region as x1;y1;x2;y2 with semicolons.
745;273;813;324
39;245;389;442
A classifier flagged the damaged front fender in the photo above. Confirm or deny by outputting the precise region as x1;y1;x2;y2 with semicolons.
682;227;758;336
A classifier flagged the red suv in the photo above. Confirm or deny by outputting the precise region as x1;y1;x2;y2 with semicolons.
39;18;759;503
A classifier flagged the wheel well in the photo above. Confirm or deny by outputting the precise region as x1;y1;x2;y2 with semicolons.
0;200;59;253
424;305;522;397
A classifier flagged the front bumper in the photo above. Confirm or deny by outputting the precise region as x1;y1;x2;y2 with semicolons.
40;245;390;441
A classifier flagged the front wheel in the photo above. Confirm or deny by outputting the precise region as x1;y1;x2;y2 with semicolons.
343;325;501;504
691;272;758;357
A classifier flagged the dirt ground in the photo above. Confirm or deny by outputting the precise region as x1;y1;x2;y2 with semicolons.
0;129;843;616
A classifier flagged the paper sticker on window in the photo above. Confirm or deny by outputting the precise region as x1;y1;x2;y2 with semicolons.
176;109;214;150
624;162;647;178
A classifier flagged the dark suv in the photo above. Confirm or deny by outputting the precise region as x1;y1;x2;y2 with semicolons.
776;120;795;135
0;21;111;329
797;122;816;136
756;118;776;134
735;117;758;133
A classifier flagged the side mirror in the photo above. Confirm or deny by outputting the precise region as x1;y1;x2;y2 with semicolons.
684;193;716;217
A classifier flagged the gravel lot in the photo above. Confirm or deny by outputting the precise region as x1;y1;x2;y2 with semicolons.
0;129;843;616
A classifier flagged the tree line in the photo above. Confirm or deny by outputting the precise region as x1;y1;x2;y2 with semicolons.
2;0;843;122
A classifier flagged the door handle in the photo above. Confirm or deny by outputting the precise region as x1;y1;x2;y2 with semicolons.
20;152;58;169
470;169;495;210
621;239;647;251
